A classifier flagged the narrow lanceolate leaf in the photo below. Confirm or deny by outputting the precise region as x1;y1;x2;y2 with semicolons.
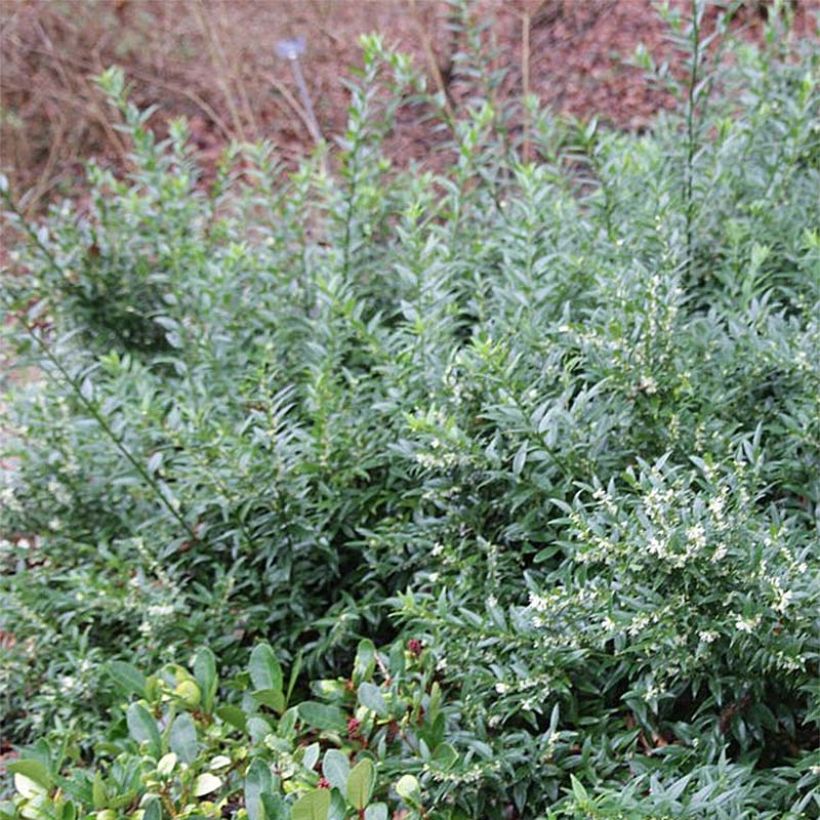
169;712;198;764
347;759;375;810
249;644;283;695
291;789;330;820
126;703;161;757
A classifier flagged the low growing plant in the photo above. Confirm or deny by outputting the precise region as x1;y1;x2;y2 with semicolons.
1;641;467;819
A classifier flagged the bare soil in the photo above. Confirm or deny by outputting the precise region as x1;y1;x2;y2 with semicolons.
2;0;816;212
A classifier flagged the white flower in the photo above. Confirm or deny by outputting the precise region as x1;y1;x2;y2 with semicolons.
641;376;658;395
698;630;718;644
708;492;726;518
59;675;77;693
711;543;727;562
775;589;793;614
686;524;706;549
734;613;761;634
528;592;549;612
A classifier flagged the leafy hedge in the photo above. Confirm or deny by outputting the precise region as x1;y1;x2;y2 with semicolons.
1;2;818;818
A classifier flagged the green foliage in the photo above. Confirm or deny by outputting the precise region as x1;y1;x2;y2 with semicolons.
2;643;463;820
1;3;818;818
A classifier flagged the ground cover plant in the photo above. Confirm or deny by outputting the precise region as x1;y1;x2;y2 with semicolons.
1;2;818;817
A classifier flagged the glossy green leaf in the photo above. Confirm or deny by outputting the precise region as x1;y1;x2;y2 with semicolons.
291;789;330;820
297;702;347;733
7;760;52;791
357;682;388;717
92;771;106;809
245;758;272;820
252;688;286;713
193;647;218;713
364;804;388;820
142;797;162;820
396;774;420;803
193;772;222;797
126;703;161;757
108;661;147;697
347;759;375;810
169;713;198;764
249;644;283;695
353;639;376;684
322;749;350;792
216;705;247;732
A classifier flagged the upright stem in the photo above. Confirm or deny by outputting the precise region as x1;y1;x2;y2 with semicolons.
1;188;197;542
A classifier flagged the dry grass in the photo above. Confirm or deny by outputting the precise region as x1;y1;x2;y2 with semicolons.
1;0;815;213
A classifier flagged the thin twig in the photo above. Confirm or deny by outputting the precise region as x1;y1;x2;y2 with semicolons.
409;0;456;125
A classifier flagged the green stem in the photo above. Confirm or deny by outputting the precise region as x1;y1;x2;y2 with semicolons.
1;188;197;542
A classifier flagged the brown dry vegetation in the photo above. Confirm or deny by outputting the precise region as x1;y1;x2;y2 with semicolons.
0;0;817;213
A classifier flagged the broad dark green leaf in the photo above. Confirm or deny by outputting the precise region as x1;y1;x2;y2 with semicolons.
297;702;347;733
108;662;147;698
245;759;272;820
126;703;161;757
322;749;350;792
249;644;283;695
347;759;375;810
169;713;198;764
193;647;218;713
357;682;388;717
291;789;330;820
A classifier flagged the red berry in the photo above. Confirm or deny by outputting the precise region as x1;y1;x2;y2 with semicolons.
407;638;423;657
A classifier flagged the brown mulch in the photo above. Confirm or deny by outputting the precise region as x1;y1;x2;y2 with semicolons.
0;0;817;210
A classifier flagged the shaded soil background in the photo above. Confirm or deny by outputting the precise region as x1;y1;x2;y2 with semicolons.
2;0;817;214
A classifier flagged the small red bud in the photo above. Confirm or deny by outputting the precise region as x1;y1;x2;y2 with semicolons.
347;717;361;737
317;777;331;789
407;638;423;657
